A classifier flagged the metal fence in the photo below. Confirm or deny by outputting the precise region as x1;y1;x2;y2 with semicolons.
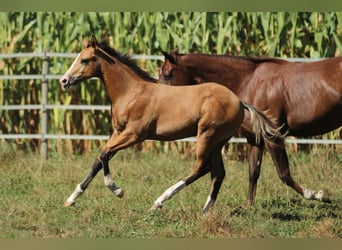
0;52;341;159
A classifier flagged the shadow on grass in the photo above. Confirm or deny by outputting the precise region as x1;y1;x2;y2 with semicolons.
229;196;341;223
268;197;341;222
271;212;301;221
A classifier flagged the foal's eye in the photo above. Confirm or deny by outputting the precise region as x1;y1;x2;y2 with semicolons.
81;57;96;64
81;58;90;64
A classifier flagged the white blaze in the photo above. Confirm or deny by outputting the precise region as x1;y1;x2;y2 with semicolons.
65;53;81;75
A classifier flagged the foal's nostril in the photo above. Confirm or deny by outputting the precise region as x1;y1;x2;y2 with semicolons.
60;77;68;84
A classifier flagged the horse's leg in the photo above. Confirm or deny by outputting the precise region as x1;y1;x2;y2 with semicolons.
151;136;212;210
202;144;226;213
268;145;330;202
99;129;141;198
64;130;121;207
99;150;124;198
65;129;139;206
246;144;264;205
65;159;103;206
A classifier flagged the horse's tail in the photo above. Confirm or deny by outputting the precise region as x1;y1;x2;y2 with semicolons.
241;102;286;149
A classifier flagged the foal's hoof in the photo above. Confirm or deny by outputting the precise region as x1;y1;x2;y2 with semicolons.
64;201;75;207
150;203;163;211
114;188;124;198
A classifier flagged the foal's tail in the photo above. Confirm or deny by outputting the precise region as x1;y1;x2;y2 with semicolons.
241;102;286;148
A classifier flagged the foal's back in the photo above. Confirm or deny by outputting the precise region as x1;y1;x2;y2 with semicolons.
142;82;243;141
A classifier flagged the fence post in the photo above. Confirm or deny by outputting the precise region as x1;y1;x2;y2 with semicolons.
40;51;49;160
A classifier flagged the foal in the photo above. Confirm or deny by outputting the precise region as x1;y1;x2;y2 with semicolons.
60;36;283;213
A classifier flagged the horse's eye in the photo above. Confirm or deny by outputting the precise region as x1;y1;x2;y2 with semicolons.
81;57;96;64
164;72;172;80
81;58;90;64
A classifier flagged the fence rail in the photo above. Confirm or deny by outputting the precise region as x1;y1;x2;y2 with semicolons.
0;52;341;159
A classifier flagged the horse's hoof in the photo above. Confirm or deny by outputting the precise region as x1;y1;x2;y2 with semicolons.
150;203;163;211
317;190;331;203
114;188;124;198
64;201;75;207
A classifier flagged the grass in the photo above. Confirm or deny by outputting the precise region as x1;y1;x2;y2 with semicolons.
0;143;341;238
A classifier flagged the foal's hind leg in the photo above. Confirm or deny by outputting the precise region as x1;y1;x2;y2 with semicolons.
268;145;330;202
202;143;226;213
151;137;212;211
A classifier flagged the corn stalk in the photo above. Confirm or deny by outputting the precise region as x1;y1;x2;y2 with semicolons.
1;12;341;155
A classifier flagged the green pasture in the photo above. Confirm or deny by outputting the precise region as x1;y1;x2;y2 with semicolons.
0;144;341;238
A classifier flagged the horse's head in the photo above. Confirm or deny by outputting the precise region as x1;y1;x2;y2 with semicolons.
60;36;103;89
159;48;197;86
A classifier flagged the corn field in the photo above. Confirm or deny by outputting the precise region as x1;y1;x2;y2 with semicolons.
0;12;342;154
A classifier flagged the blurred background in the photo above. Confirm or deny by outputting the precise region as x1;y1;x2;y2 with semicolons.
0;12;341;155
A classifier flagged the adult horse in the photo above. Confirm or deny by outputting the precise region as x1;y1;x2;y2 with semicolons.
59;36;283;213
159;48;341;205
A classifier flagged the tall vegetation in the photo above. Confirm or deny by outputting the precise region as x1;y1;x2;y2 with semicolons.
0;12;341;154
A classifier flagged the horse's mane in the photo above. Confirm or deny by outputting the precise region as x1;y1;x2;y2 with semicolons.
98;41;158;83
180;53;289;65
234;55;289;65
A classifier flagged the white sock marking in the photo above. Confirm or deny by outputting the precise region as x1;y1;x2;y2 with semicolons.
66;184;84;204
104;174;123;197
202;195;216;213
153;180;186;208
302;186;326;201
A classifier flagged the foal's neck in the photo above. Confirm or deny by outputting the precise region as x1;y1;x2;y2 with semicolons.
101;60;147;102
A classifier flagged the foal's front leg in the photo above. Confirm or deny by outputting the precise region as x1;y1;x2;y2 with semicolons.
99;150;124;198
65;129;139;206
65;158;103;206
98;128;142;199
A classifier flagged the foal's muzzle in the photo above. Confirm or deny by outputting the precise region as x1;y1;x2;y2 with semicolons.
60;75;75;89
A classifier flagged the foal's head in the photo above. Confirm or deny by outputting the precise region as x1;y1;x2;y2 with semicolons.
159;48;197;86
60;36;157;89
60;36;113;89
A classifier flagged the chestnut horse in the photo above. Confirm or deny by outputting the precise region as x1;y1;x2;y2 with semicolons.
60;36;283;213
159;48;341;205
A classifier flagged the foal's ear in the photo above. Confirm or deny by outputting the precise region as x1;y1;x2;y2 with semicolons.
162;51;177;65
90;35;99;48
82;35;88;48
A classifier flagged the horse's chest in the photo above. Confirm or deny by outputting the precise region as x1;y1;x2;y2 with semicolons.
111;108;129;133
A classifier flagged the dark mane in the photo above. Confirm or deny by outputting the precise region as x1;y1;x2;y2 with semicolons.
236;55;289;65
98;41;158;83
180;53;289;65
